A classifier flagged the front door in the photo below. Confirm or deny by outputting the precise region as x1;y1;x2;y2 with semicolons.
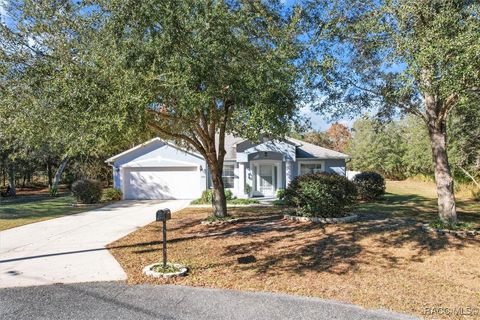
258;164;274;196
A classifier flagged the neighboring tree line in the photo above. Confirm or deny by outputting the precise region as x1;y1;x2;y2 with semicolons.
347;105;480;186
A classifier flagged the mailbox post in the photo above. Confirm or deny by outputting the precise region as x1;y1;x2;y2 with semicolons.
156;209;171;269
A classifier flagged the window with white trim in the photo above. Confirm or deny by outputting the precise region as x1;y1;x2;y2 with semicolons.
300;163;323;175
222;164;235;188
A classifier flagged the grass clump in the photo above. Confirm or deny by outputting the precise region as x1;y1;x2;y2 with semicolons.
152;263;182;273
429;219;476;231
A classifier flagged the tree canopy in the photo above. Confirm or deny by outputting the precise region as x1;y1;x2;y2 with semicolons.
305;0;480;223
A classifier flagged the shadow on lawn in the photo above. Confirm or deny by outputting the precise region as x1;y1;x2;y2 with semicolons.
111;192;479;278
190;192;479;275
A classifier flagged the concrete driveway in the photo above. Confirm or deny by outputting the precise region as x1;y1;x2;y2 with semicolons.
0;200;189;288
0;282;418;320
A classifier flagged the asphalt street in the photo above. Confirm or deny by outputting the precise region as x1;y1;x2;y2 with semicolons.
0;282;418;320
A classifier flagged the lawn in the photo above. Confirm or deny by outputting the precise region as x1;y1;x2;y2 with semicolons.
0;193;104;231
108;180;480;319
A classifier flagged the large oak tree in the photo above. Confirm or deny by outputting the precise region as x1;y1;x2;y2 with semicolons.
306;0;480;223
89;0;303;217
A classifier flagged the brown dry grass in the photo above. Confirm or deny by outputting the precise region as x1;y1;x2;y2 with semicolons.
108;201;480;319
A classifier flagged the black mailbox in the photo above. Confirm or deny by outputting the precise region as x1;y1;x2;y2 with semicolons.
156;209;171;221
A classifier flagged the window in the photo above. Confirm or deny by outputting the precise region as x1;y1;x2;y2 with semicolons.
222;164;235;188
300;163;323;175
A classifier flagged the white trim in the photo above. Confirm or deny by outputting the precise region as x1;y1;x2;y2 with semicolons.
250;159;282;197
297;160;326;176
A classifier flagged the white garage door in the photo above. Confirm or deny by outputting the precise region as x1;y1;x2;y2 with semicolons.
123;167;202;200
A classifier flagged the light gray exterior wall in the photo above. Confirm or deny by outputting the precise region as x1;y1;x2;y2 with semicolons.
325;159;347;176
109;138;347;199
110;141;207;192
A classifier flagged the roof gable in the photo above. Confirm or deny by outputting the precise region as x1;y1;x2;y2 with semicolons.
106;138;203;165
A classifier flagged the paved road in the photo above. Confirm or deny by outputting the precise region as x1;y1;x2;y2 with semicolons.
0;200;188;288
0;282;418;320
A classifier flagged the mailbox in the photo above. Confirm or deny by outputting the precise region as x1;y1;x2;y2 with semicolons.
156;209;171;221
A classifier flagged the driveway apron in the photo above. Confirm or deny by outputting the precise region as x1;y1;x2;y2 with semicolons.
0;200;189;288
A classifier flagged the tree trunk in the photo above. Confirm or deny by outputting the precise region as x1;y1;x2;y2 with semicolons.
428;124;457;224
46;158;53;187
209;163;227;218
7;164;16;196
52;157;69;190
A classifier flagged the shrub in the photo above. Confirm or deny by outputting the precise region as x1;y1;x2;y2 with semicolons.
284;173;357;217
199;189;214;203
276;188;286;200
353;172;386;200
49;186;58;197
102;188;123;201
71;179;103;204
224;189;234;200
195;189;234;204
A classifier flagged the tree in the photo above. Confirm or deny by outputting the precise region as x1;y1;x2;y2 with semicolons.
87;0;302;217
448;100;480;186
1;0;147;192
307;0;480;223
326;122;351;152
347;117;405;179
401;116;432;177
302;131;332;148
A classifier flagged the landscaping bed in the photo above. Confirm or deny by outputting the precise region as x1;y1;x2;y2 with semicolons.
108;185;480;320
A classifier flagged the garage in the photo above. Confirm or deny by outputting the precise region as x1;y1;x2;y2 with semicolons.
123;166;202;200
106;138;207;200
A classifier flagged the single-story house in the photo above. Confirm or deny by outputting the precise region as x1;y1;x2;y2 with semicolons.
106;135;349;200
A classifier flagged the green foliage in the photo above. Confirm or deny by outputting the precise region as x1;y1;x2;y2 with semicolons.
48;186;58;197
227;198;259;205
192;189;235;204
225;189;234;201
284;173;357;217
198;190;214;204
429;219;475;231
151;264;182;274
244;184;252;195
306;1;480;121
347;117;408;179
448;101;480;184
276;188;286;200
353;172;386;201
71;179;103;204
102;188;123;202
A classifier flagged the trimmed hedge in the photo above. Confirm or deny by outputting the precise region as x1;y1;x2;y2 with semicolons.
353;171;386;200
284;173;357;217
102;188;123;201
71;179;103;204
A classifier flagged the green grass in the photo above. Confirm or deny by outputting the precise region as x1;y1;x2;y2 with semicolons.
0;193;105;231
428;219;475;231
356;180;480;228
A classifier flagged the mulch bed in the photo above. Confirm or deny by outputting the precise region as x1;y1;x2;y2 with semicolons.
108;206;480;319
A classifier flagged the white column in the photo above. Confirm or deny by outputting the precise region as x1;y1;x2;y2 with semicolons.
238;162;247;198
277;163;283;190
285;160;294;187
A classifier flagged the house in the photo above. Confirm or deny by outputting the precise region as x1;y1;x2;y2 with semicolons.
106;135;349;200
